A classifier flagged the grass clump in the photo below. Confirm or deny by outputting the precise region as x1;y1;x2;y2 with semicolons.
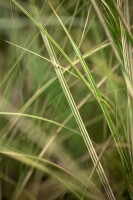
0;0;133;199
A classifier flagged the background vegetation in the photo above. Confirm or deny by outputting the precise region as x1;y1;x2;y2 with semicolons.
0;0;133;199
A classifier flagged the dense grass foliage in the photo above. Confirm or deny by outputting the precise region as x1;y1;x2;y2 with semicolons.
0;0;133;199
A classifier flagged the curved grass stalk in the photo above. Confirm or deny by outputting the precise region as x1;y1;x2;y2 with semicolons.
0;100;104;199
11;1;116;199
0;29;110;149
49;0;133;186
0;147;82;199
0;112;80;135
3;40;78;79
